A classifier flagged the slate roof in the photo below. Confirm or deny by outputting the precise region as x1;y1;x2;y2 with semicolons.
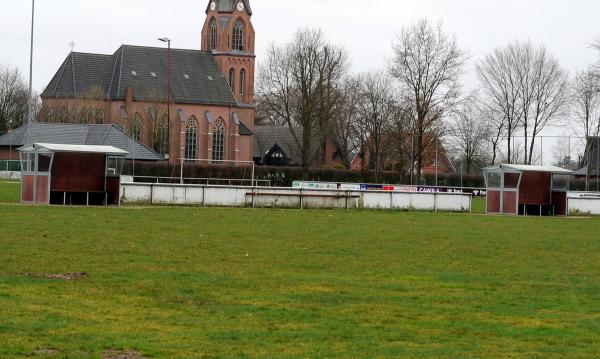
253;126;320;165
573;165;600;177
42;45;238;107
0;123;163;161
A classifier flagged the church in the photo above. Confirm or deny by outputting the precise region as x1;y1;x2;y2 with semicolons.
39;0;256;165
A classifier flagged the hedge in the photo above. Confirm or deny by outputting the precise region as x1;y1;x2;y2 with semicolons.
124;161;486;188
0;160;21;172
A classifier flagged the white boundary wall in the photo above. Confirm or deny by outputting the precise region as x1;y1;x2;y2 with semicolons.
0;171;21;180
121;183;472;212
567;192;600;215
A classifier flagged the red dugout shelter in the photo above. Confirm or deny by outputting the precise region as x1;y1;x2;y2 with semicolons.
19;143;128;206
483;164;573;216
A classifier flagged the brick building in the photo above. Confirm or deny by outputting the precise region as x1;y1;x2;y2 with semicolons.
39;0;255;165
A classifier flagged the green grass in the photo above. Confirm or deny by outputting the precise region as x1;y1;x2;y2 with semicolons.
472;197;486;214
0;179;20;204
1;204;600;358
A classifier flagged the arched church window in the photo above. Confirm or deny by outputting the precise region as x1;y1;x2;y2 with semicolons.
79;107;90;124
92;109;104;124
239;69;246;96
233;20;244;51
228;68;235;93
185;116;198;161
154;115;169;156
212;119;225;163
210;18;218;50
130;113;142;142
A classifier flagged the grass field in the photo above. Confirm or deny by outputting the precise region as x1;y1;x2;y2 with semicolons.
2;185;600;357
0;180;20;204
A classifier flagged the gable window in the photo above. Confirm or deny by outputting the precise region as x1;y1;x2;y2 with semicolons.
209;18;218;50
228;68;235;93
233;20;244;51
239;69;246;96
185;117;198;161
212;119;225;163
130;113;142;142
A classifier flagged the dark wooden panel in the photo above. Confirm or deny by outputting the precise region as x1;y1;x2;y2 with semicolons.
35;175;49;204
552;192;567;216
51;153;106;192
22;175;34;202
503;191;517;215
519;172;551;205
106;177;121;205
487;190;500;213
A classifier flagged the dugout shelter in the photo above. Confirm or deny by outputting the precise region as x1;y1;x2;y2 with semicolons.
19;143;127;206
483;164;572;216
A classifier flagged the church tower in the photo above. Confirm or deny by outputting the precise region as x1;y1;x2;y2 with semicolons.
201;0;255;106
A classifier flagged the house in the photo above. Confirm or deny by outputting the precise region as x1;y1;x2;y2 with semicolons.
0;122;163;162
351;133;454;175
38;0;256;166
253;126;343;167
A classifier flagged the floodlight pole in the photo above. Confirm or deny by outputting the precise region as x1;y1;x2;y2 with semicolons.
27;0;35;124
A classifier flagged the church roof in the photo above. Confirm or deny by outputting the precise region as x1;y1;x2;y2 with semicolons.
0;122;163;161
42;45;238;107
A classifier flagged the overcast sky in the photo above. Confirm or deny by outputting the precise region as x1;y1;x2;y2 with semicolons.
2;0;599;93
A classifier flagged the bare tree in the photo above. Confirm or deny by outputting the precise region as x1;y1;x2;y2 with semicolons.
0;65;30;132
257;28;349;170
552;137;578;170
447;94;490;173
390;19;467;182
330;76;361;168
518;43;570;164
388;99;416;177
477;44;523;164
478;41;570;165
572;67;600;138
315;42;350;163
354;71;395;178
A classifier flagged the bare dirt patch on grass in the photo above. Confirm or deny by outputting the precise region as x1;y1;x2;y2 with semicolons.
102;349;146;359
34;348;61;356
24;272;88;281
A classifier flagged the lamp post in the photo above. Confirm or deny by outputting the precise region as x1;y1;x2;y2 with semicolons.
158;37;171;160
27;0;35;124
